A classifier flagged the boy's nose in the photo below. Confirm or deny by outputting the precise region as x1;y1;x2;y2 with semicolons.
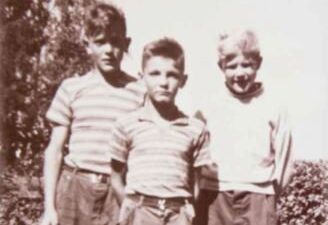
235;73;247;81
159;75;169;86
234;68;247;80
104;43;114;53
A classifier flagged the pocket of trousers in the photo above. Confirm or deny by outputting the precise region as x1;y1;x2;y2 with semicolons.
118;198;138;225
181;203;195;222
55;171;77;221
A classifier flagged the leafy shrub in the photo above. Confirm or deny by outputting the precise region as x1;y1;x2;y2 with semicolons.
277;160;328;225
0;167;43;225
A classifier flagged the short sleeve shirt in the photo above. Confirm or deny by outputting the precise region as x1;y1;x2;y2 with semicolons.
109;106;211;198
46;70;146;174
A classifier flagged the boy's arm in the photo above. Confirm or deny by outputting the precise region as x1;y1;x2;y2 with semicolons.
193;125;212;198
110;159;126;205
41;125;69;225
193;167;202;201
108;120;130;205
272;111;293;195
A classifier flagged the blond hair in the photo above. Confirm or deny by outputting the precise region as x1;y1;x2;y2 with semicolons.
218;29;262;68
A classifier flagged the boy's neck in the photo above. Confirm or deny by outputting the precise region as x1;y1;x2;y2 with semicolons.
95;67;126;87
145;98;180;123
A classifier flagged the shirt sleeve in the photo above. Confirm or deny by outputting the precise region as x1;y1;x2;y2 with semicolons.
272;110;293;193
46;81;72;126
193;125;212;168
108;121;130;163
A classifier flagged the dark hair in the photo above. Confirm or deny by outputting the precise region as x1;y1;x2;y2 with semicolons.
84;2;126;38
142;37;185;71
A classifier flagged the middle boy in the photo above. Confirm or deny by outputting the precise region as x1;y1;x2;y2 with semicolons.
109;38;211;225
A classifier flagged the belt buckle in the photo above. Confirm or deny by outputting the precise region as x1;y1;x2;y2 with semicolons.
158;199;166;211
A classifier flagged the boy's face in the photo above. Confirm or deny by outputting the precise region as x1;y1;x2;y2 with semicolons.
86;32;130;75
220;53;260;94
141;56;187;106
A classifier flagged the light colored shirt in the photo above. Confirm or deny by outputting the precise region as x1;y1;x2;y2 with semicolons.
46;69;145;174
109;103;211;198
201;84;292;194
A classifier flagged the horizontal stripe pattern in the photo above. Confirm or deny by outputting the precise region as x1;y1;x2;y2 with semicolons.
109;107;211;198
46;70;146;174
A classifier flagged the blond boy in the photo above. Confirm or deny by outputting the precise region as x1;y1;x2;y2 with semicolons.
198;30;293;225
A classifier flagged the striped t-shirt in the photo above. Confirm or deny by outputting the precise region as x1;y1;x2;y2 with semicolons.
108;104;211;198
46;69;146;174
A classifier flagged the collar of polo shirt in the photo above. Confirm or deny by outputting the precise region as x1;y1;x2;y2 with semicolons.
137;104;189;126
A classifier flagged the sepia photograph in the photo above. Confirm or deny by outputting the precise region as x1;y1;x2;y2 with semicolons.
0;0;327;224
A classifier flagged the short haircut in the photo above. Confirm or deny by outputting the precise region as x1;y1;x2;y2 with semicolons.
142;38;185;72
84;2;127;38
218;29;262;67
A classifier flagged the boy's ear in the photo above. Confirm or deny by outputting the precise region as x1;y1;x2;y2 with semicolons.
256;56;263;69
81;28;91;53
217;61;224;70
179;74;188;88
123;37;131;52
82;36;92;55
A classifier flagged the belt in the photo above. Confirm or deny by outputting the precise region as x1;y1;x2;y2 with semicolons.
63;164;110;184
127;194;192;210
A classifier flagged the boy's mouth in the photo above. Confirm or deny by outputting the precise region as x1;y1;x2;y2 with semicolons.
102;58;116;65
235;79;249;89
156;91;171;96
233;76;250;89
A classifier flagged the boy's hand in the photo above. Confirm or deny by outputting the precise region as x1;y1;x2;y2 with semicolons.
40;208;58;225
111;159;126;205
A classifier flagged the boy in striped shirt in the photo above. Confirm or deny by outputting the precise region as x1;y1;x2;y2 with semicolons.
109;38;211;225
41;3;145;225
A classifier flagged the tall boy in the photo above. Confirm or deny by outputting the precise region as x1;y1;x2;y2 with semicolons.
109;38;211;225
198;30;293;225
41;3;145;225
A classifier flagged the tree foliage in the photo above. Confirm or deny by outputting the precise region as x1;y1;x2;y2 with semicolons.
2;0;92;174
1;0;92;224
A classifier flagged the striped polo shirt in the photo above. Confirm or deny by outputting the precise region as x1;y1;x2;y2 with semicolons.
109;102;211;198
46;69;146;174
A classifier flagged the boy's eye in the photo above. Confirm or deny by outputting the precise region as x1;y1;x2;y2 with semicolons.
92;36;124;47
241;62;253;68
226;64;237;70
109;37;123;47
167;71;179;78
94;38;107;45
148;70;161;76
